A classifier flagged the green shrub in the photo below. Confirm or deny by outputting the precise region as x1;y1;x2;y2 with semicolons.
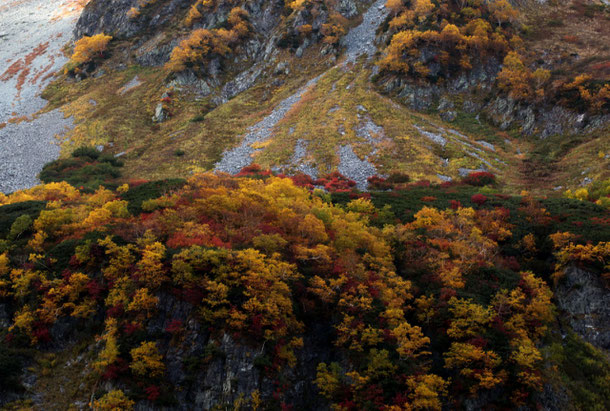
0;345;29;392
47;239;81;274
39;151;123;192
121;179;186;215
0;201;46;239
71;146;100;160
8;215;33;241
386;172;411;184
189;114;205;122
546;330;610;410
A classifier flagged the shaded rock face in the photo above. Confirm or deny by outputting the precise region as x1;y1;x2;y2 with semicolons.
134;34;179;67
463;382;571;411
0;303;9;328
75;0;192;39
381;60;499;112
2;291;332;409
75;0;193;67
536;383;572;411
129;293;332;409
379;58;608;138
76;0;286;73
338;0;359;18
555;266;610;353
75;0;142;38
216;64;264;104
485;96;609;138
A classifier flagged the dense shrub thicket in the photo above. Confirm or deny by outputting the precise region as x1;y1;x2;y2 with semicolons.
0;171;608;409
39;147;123;192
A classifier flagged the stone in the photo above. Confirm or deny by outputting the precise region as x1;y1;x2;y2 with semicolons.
169;71;213;96
338;0;358;18
274;61;290;75
218;65;264;103
152;103;168;123
440;110;457;122
437;97;454;112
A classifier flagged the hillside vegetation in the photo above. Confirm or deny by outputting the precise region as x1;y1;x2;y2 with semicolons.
0;168;609;408
38;0;608;194
0;0;609;409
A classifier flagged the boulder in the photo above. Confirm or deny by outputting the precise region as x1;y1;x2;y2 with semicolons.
152;103;168;123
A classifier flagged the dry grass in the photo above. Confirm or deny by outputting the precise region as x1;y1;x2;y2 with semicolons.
254;62;515;182
522;0;610;81
548;125;610;190
42;54;521;187
40;46;336;181
37;0;606;193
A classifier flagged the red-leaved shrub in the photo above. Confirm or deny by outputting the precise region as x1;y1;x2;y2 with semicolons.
471;194;488;206
462;172;496;187
315;172;357;192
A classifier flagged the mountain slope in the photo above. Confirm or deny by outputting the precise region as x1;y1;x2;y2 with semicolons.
0;174;609;409
0;0;609;409
34;0;608;196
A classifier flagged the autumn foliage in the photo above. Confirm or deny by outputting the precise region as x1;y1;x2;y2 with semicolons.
0;172;608;408
166;7;251;73
70;34;112;66
380;0;519;81
378;0;608;113
462;171;496;186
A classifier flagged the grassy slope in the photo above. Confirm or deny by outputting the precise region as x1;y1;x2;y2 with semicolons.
42;54;523;186
517;0;610;191
37;0;609;195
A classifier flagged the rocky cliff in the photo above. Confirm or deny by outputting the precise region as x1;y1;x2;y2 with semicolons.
556;265;610;353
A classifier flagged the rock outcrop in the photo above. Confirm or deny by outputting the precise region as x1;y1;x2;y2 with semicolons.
75;0;192;39
555;266;610;353
378;57;609;139
116;293;333;409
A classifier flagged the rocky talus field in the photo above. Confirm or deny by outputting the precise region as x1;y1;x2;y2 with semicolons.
0;0;89;193
0;0;609;410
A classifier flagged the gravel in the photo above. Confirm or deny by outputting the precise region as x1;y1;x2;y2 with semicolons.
288;139;318;178
341;0;389;64
476;140;496;151
467;151;494;169
437;174;453;182
280;138;318;180
338;144;377;191
0;0;84;193
338;116;387;190
414;125;447;147
447;129;469;139
355;117;385;145
215;0;389;182
270;139;319;178
0;110;73;193
452;138;481;152
214;75;323;174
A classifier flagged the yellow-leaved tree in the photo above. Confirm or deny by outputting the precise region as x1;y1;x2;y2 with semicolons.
130;341;165;377
70;34;112;65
